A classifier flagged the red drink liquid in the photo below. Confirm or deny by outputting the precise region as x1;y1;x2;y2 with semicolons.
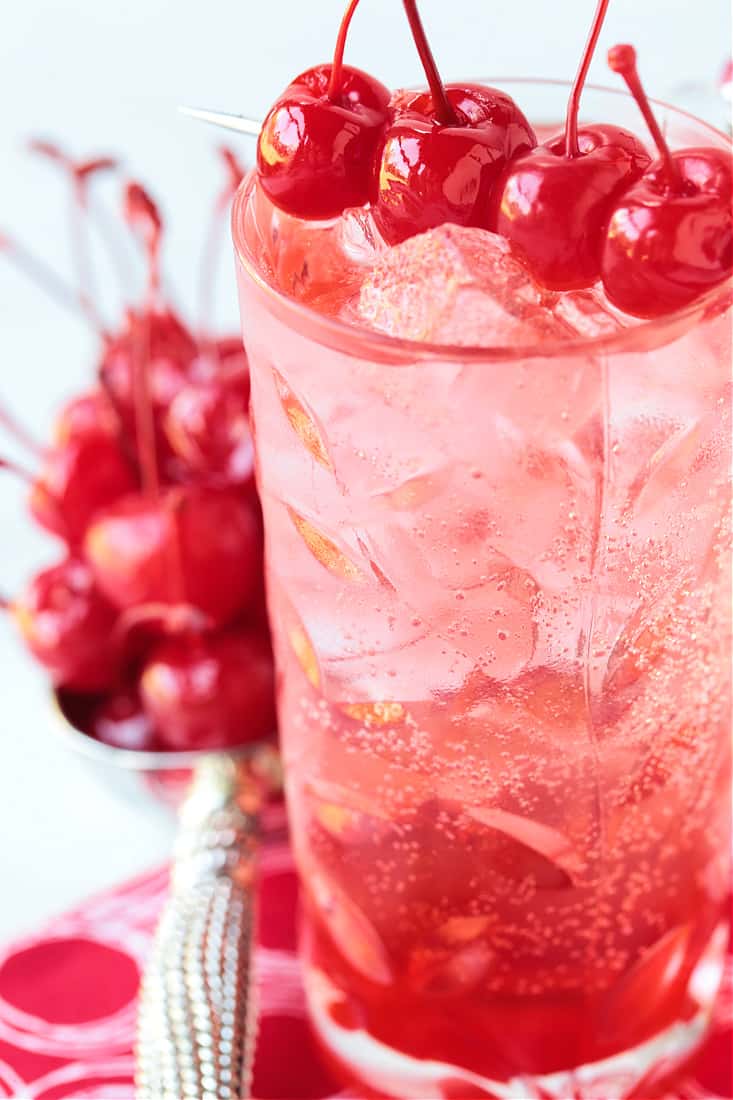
234;82;731;1099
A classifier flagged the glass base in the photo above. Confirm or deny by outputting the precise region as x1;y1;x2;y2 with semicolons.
305;924;727;1100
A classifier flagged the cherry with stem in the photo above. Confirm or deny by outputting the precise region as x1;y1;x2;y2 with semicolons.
139;628;276;751
563;0;610;157
373;0;536;243
84;486;262;627
53;389;121;447
2;429;136;544
163;366;254;485
257;0;390;219
493;0;651;290
601;45;732;317
12;557;121;692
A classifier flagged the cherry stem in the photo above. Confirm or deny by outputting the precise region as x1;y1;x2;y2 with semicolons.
129;315;160;498
608;44;682;189
0;234;105;333
29;143;105;328
124;183;163;304
0;401;42;456
328;0;361;100
68;188;104;329
0;455;36;483
167;493;190;608
564;0;610;158
402;0;457;126
88;195;136;295
114;601;211;649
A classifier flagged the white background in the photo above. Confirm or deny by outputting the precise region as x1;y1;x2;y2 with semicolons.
0;0;729;940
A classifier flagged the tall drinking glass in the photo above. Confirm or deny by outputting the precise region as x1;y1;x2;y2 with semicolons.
233;82;732;1099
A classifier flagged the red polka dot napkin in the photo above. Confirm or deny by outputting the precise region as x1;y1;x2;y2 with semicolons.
0;803;729;1099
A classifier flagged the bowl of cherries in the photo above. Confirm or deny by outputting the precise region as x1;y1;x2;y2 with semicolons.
2;144;278;808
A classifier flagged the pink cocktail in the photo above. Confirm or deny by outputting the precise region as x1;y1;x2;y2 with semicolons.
233;79;731;1099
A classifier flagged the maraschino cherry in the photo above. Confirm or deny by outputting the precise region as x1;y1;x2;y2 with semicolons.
257;0;390;219
100;307;197;462
163;368;254;484
90;688;158;752
493;0;651;290
602;45;733;318
85;171;263;630
373;0;536;245
139;628;276;750
4;143;275;757
83;486;261;627
12;557;120;692
53;389;120;446
22;432;136;545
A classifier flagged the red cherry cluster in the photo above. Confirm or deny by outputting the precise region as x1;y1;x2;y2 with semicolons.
256;0;731;318
1;146;276;754
258;0;535;242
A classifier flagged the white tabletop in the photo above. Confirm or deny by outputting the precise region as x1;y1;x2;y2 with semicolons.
0;0;729;942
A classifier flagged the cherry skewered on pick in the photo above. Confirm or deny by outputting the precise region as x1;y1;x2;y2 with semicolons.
602;45;733;318
257;0;390;219
493;0;651;290
373;0;536;245
139;628;276;751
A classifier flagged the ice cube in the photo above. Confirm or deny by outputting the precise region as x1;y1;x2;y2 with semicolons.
353;226;609;486
355;224;578;347
324;628;478;702
464;805;584;884
407;939;494;996
366;444;594;604
246;179;385;307
308;867;393;986
600;924;692;1043
623;400;731;569
551;285;630;339
353;216;635;344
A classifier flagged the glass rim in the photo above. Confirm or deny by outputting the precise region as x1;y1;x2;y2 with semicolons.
232;77;732;364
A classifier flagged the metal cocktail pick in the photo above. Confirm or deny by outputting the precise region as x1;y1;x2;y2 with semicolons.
179;106;262;136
